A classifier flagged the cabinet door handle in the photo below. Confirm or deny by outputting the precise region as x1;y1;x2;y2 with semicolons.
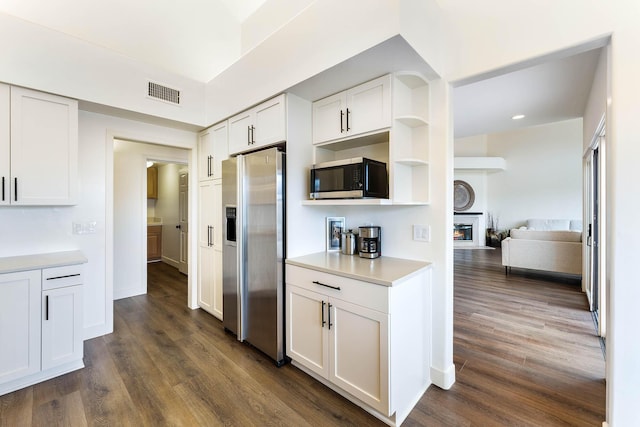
312;280;341;291
1;176;4;201
251;125;255;144
14;177;17;201
247;125;251;145
346;108;351;131
207;155;212;177
45;295;49;321
207;225;213;246
321;301;326;327
340;110;344;133
328;303;333;330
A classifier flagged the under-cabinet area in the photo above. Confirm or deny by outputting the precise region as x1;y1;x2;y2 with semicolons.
285;252;432;426
0;251;86;396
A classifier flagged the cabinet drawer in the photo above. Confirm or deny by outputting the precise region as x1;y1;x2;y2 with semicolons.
286;264;388;313
42;265;83;290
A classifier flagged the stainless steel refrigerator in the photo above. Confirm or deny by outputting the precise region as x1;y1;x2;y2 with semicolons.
222;146;285;366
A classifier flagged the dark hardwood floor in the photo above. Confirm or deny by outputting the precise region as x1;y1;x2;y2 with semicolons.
0;250;605;426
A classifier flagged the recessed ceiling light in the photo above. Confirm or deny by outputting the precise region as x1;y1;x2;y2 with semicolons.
512;114;525;120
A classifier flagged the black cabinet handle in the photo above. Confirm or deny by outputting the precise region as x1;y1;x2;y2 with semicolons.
321;301;326;327
45;295;49;321
312;280;341;291
208;155;212;177
247;125;251;145
251;125;255;144
346;108;351;131
1;176;4;201
14;177;17;201
340;110;344;133
328;303;333;330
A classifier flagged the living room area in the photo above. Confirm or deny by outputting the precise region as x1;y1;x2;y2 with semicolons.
448;45;607;423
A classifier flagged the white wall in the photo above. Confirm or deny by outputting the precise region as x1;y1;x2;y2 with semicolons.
433;1;640;423
155;163;184;267
583;47;608;148
0;13;206;126
113;141;189;300
454;134;489;214
485;119;583;230
82;110;196;337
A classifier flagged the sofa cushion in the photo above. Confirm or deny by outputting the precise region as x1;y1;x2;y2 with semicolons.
526;219;571;230
510;228;582;242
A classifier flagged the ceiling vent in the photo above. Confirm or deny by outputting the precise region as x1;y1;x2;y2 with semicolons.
147;81;180;105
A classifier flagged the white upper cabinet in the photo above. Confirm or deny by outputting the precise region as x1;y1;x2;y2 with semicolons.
0;85;9;205
198;121;228;181
1;85;78;206
306;72;430;205
228;94;286;155
313;75;391;145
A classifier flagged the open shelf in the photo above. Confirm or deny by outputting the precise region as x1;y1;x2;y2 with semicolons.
302;198;392;206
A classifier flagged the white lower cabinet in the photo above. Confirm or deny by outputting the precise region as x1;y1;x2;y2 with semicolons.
0;270;41;385
286;262;431;426
41;267;83;371
286;266;391;415
0;256;85;396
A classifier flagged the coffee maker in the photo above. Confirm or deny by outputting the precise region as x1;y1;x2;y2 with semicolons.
358;226;381;259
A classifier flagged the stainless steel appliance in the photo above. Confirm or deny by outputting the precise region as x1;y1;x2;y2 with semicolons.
341;229;357;255
358;226;381;258
309;157;388;200
222;147;286;366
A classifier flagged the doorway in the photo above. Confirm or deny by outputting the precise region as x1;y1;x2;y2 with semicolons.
146;161;189;276
113;139;190;300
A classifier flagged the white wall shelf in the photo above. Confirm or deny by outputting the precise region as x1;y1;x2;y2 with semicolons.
302;198;392;206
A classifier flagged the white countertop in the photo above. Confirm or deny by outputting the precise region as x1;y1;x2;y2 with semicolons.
286;252;431;287
0;250;87;274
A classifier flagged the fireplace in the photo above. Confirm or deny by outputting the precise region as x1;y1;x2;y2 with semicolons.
453;213;486;247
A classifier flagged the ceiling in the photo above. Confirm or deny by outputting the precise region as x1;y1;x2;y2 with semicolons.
453;48;603;139
0;0;268;82
1;2;603;136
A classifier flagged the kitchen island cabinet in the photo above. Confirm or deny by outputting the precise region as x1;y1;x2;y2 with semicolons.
285;252;432;426
0;250;87;396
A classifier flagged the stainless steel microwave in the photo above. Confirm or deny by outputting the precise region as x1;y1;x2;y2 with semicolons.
309;157;388;199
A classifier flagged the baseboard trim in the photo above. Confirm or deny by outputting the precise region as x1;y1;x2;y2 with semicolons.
431;364;456;390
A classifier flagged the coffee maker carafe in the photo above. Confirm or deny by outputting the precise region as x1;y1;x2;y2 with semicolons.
358;226;381;259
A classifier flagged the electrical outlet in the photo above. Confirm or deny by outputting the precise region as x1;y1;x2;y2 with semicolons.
73;221;98;235
413;224;430;242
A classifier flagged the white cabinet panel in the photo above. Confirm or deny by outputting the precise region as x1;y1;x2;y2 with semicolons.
312;92;346;144
286;285;329;378
0;84;9;206
213;249;223;319
198;181;215;248
42;285;83;370
346;76;391;137
198;121;228;181
228;94;286;155
9;86;78;205
198;246;215;314
330;298;389;415
312;75;390;145
0;270;41;385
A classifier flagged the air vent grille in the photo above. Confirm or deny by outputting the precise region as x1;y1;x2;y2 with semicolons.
148;81;180;105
